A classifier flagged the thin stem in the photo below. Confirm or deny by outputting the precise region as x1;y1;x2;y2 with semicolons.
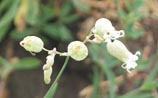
43;48;68;56
83;32;93;43
43;47;51;52
43;56;70;98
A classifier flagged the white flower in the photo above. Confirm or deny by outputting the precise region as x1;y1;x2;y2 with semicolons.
44;67;52;84
106;40;141;73
93;18;115;37
90;18;124;43
68;41;88;61
104;30;125;42
20;36;44;53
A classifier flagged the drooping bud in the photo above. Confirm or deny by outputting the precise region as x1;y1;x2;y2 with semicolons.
107;40;140;73
68;41;88;61
44;67;52;84
94;18;115;34
93;18;115;39
20;36;44;53
90;18;124;43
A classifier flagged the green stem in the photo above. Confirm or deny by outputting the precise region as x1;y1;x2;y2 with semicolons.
43;47;51;52
83;32;93;43
43;56;70;98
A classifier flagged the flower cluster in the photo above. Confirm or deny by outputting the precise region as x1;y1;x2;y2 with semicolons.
20;18;141;84
90;18;141;73
20;37;88;84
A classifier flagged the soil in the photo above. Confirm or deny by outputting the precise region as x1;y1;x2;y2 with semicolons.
7;66;90;98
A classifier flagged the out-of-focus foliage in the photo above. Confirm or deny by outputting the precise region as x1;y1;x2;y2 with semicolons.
91;68;101;98
118;88;154;98
0;56;40;79
44;82;58;98
88;44;158;98
72;0;90;12
117;0;147;39
89;43;119;98
0;0;82;42
0;0;20;42
141;61;158;90
13;57;41;69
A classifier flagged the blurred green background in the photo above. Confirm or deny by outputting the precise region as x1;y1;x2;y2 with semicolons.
0;0;158;98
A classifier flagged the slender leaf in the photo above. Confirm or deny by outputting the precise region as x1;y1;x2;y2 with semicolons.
103;64;115;98
72;0;90;12
0;0;20;42
61;14;79;24
118;89;154;98
117;10;127;19
13;57;41;69
60;1;72;17
141;63;158;90
44;83;58;98
0;57;10;67
88;44;116;98
58;25;73;40
10;28;37;40
25;0;39;25
40;4;55;22
43;24;72;41
0;57;13;79
0;0;11;14
44;57;69;98
91;68;100;98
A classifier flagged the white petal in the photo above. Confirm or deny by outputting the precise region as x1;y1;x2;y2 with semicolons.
107;40;140;73
95;18;114;33
125;61;137;73
107;40;133;62
104;30;125;42
46;55;55;65
94;18;115;38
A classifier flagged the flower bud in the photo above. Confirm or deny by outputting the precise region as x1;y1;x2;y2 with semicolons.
91;18;124;43
44;67;52;84
68;41;88;61
93;18;115;38
46;55;55;65
43;54;55;70
20;36;44;53
107;40;140;73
